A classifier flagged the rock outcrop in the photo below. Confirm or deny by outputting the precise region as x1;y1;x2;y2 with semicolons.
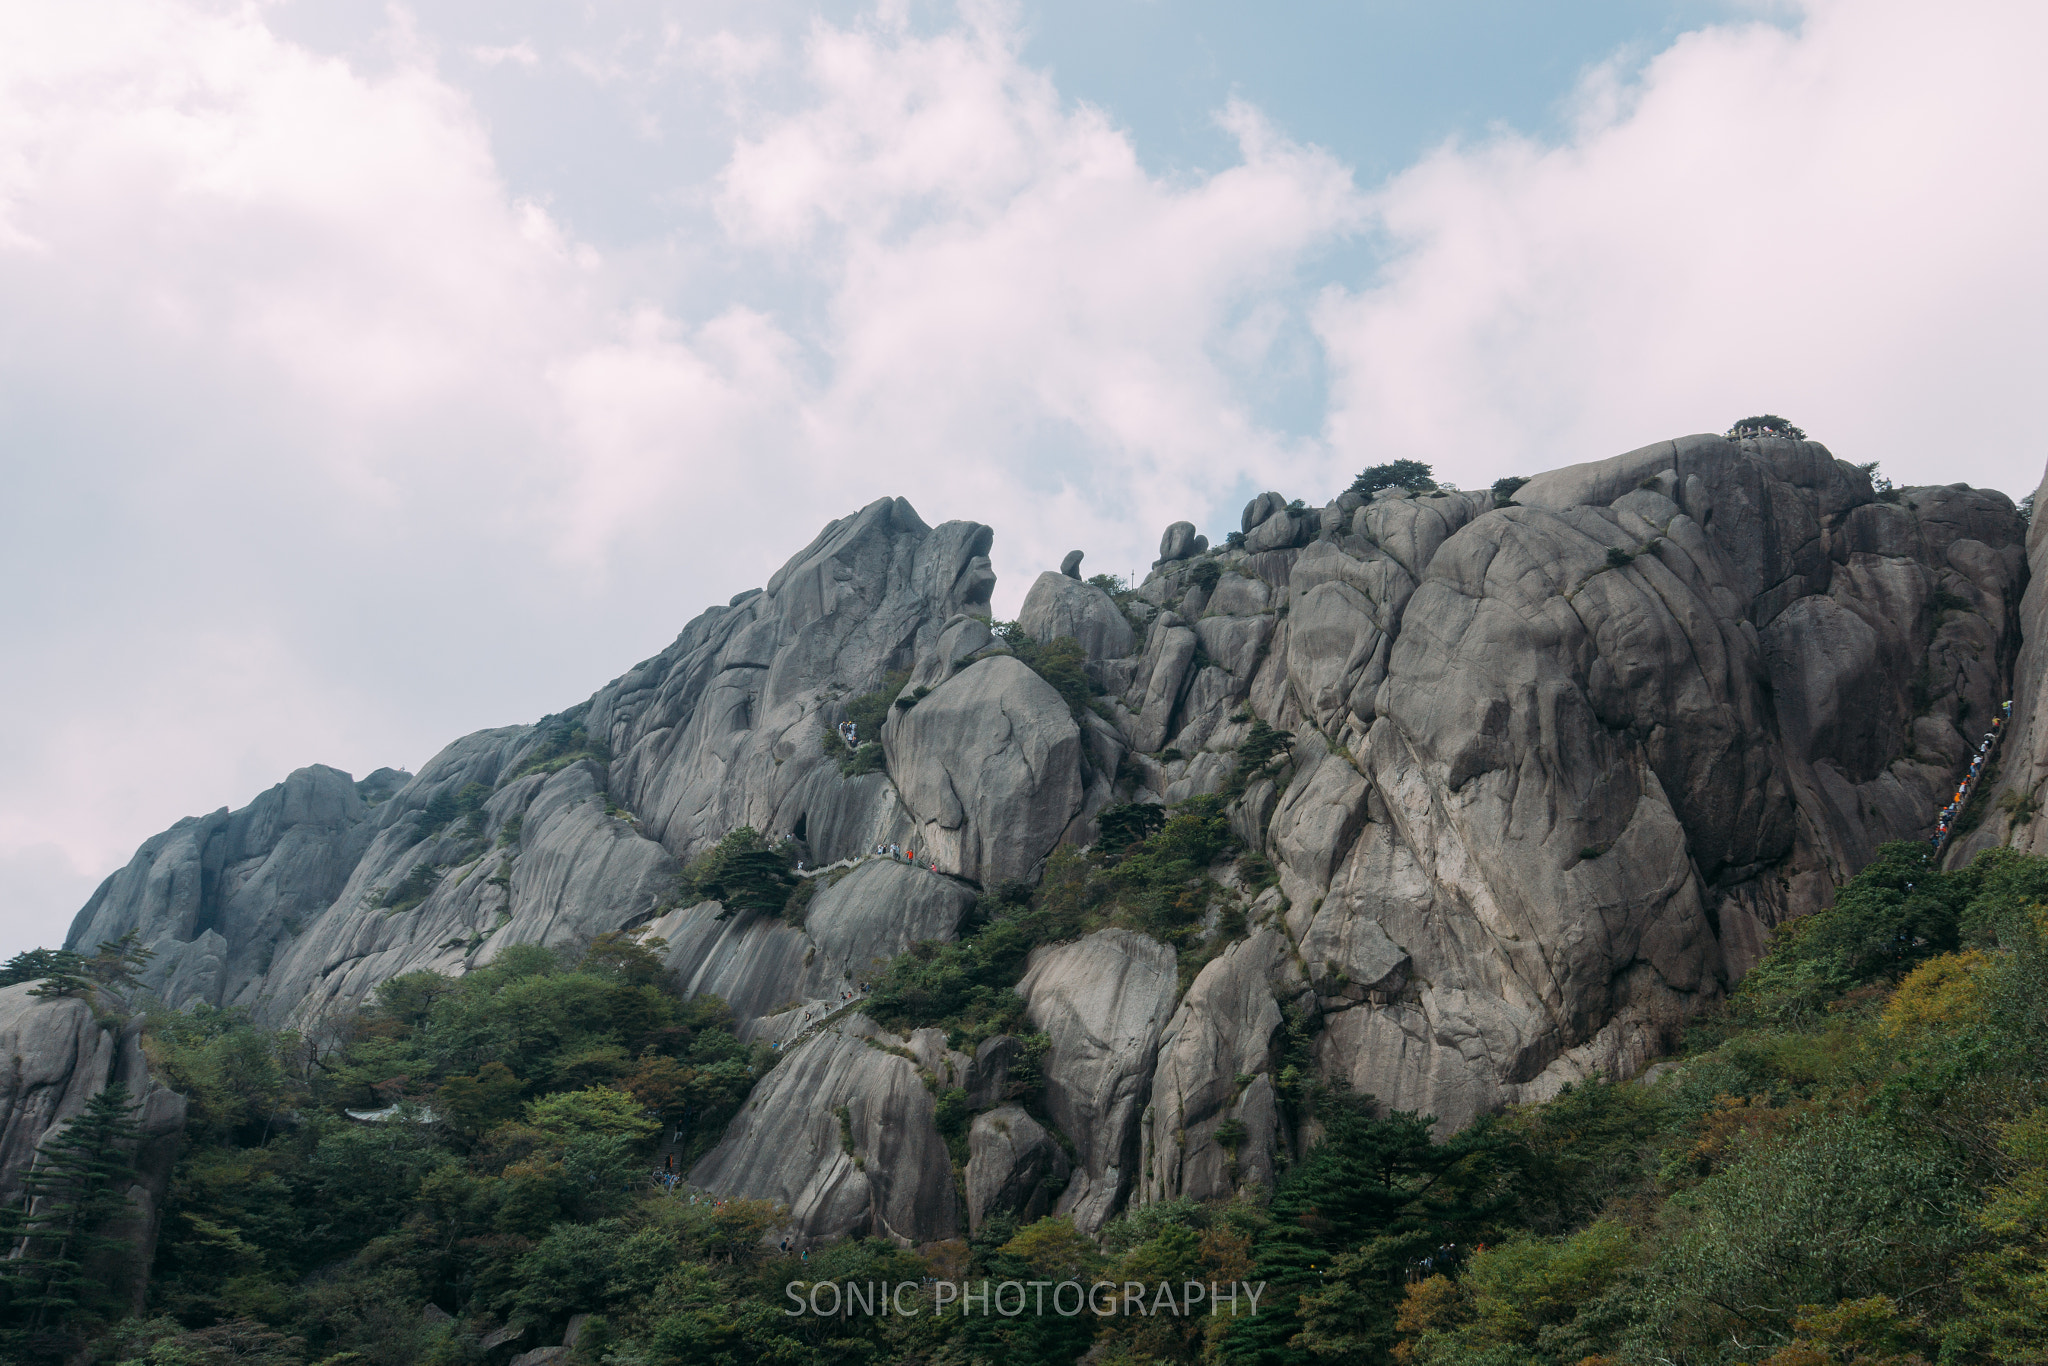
688;1017;961;1245
0;984;186;1313
1017;929;1179;1232
56;437;2035;1248
966;1104;1070;1231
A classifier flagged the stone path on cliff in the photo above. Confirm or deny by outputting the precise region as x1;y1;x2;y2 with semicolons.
1933;699;2012;855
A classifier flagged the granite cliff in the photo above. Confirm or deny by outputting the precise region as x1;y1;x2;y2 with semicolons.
42;434;2032;1251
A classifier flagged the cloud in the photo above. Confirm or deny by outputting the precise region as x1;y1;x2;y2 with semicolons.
3;0;2044;958
1315;0;2048;494
471;42;538;68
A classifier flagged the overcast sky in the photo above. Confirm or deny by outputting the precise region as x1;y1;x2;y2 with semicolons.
4;0;2045;959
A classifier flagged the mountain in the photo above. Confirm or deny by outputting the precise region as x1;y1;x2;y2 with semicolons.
8;433;2035;1287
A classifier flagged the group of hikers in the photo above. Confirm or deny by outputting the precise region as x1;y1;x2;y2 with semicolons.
837;720;860;750
874;841;941;874
769;981;874;1050
1407;1242;1471;1283
1932;700;2012;850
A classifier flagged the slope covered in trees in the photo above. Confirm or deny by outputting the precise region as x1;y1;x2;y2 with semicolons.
5;840;2047;1363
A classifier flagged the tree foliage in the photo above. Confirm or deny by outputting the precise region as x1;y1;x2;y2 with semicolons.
1728;413;1809;440
1348;460;1436;499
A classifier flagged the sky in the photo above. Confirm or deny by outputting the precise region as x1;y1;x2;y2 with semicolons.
3;0;2045;959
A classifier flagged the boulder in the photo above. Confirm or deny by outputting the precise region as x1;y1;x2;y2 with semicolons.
1019;571;1136;661
688;1017;958;1243
886;656;1084;886
1242;491;1287;532
1061;550;1084;579
1157;522;1205;564
1244;509;1312;554
1016;928;1178;1232
965;1104;1070;1230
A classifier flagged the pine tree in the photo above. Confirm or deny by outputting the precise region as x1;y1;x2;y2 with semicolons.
86;930;154;989
0;948;87;994
1219;1092;1504;1365
0;1082;144;1356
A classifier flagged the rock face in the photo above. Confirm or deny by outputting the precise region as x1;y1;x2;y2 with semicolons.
1016;929;1179;1232
966;1104;1070;1231
885;656;1085;887
647;857;974;1043
688;1017;960;1245
1019;571;1135;661
0;984;186;1313
59;440;2037;1247
1949;460;2048;864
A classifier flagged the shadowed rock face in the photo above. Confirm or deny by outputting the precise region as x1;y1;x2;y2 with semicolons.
56;440;2039;1248
0;984;186;1315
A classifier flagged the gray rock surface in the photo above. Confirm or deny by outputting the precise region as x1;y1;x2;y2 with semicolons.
1157;522;1205;565
1019;571;1135;661
688;1017;957;1244
1141;930;1296;1204
885;656;1084;886
965;1104;1070;1230
1061;550;1084;579
648;856;973;1040
0;984;186;1313
58;442;2036;1251
1016;929;1178;1232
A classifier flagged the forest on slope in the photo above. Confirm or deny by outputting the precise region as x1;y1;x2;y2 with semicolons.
3;825;2047;1366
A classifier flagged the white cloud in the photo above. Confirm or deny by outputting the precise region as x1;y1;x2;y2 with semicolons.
471;41;538;68
1315;0;2048;495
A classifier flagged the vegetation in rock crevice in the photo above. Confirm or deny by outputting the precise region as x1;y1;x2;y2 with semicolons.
506;707;611;784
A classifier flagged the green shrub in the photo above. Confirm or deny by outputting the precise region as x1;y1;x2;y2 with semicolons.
782;875;820;925
1096;802;1167;858
1221;717;1294;800
1348;459;1436;499
1490;475;1529;506
1190;559;1223;594
1727;413;1807;440
845;669;907;738
989;626;1095;717
382;862;442;913
508;710;611;782
681;827;798;916
1604;546;1634;569
827;670;909;774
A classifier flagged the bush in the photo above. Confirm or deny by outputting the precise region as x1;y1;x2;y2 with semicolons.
1096;802;1167;858
826;670;908;775
1604;547;1634;569
509;710;611;782
1348;459;1436;499
680;827;798;915
1190;560;1223;594
382;862;441;913
1728;413;1808;440
989;626;1095;717
1221;717;1294;800
1490;474;1529;507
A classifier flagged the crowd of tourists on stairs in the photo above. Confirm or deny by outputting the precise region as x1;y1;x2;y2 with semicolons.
1932;700;2012;851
